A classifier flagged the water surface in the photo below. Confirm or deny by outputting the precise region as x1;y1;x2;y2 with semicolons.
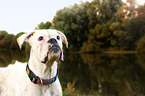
0;50;145;96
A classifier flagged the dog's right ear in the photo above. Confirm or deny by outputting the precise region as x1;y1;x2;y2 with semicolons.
17;31;35;49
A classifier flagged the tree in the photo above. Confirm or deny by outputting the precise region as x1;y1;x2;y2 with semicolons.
34;0;144;52
0;31;8;40
81;0;123;51
0;31;16;49
36;21;52;29
112;4;145;50
53;2;90;51
136;35;145;52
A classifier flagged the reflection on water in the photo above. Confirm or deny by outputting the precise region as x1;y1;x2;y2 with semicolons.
0;50;145;96
0;50;29;67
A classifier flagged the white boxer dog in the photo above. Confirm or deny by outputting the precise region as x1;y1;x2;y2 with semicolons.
0;29;68;96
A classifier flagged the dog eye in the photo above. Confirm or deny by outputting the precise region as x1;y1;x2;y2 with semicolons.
57;36;60;40
38;36;43;41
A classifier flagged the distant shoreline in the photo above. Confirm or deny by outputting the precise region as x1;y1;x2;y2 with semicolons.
0;49;144;54
103;51;141;54
65;50;142;54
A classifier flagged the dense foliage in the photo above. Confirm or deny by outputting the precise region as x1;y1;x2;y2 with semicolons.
36;0;145;52
0;31;16;49
0;0;145;52
0;31;30;50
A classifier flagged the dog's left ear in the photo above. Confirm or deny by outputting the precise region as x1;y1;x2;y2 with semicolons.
57;31;68;48
17;31;35;49
57;31;68;61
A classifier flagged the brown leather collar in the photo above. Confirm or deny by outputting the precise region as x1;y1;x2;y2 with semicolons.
26;63;58;85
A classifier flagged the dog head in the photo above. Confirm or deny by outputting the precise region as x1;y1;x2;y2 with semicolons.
17;29;68;64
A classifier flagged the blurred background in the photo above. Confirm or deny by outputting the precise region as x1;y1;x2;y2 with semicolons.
0;0;145;95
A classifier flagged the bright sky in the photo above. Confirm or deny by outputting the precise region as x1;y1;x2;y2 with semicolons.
0;0;89;35
0;0;144;35
137;0;145;5
122;0;145;5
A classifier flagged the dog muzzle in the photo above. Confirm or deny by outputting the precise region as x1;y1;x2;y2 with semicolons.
49;45;60;53
41;44;62;64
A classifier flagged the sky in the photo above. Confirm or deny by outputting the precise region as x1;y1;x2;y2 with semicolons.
122;0;145;5
0;0;144;35
0;0;90;35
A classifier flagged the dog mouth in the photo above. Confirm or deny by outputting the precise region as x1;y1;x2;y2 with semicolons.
49;45;60;53
41;45;61;64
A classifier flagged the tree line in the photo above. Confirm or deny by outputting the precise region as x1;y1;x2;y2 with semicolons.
36;0;145;52
0;31;29;50
0;0;145;52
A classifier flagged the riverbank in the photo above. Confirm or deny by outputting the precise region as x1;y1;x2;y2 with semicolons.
65;50;143;54
103;51;141;54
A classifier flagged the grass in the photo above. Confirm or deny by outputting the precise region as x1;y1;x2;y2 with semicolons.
63;81;79;96
63;81;98;96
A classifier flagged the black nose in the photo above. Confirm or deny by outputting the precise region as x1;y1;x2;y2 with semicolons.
48;38;57;44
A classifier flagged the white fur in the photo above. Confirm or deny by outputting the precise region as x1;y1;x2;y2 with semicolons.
0;29;68;96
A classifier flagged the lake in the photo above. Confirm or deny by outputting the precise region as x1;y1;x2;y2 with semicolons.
0;50;145;96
